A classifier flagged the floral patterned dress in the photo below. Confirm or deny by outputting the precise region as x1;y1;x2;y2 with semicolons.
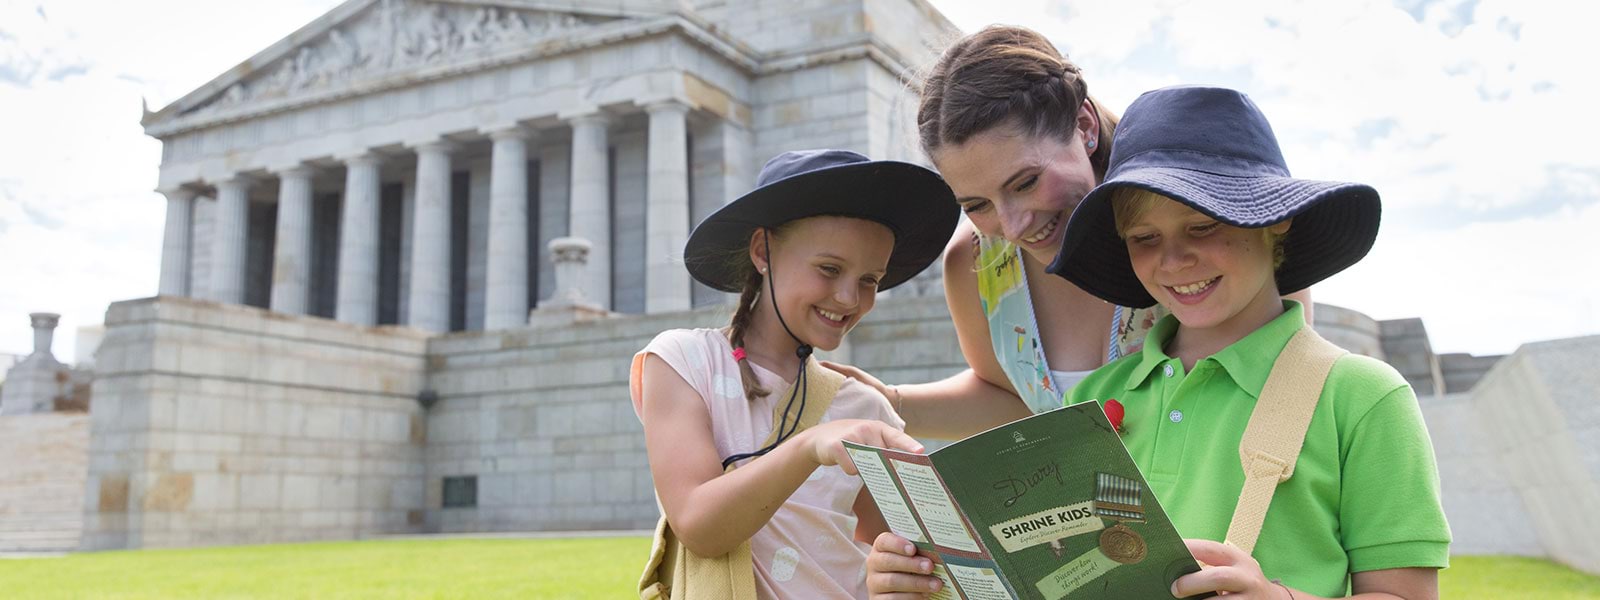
973;235;1165;413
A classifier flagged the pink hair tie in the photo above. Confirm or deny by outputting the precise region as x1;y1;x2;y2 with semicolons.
731;347;747;362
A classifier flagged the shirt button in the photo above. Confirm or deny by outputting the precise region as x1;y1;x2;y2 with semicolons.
1169;410;1184;423
1163;364;1175;377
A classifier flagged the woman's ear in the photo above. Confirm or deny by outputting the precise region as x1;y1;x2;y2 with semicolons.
748;228;770;273
1077;99;1101;151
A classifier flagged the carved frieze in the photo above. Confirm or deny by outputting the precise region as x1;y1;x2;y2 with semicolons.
189;0;609;115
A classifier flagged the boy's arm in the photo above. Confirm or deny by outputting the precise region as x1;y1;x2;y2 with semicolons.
1175;541;1438;599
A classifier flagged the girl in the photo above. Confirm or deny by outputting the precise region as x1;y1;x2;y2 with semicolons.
630;149;960;598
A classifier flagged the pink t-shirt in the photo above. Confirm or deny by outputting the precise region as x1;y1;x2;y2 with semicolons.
630;328;905;600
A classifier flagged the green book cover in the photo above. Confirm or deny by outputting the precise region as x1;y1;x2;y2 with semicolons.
844;401;1209;600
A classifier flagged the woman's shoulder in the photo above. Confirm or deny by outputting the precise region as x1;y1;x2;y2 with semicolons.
941;221;981;287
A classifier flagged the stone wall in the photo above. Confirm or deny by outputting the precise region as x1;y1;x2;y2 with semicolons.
1463;335;1600;574
1420;392;1543;557
1314;303;1385;360
421;307;728;533
82;297;430;550
1380;318;1445;397
0;413;89;553
22;292;1584;565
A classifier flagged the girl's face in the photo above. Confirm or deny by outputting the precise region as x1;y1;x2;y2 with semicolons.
1120;198;1290;338
931;105;1101;266
751;216;894;352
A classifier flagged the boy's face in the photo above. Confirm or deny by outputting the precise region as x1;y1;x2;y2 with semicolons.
1121;198;1290;337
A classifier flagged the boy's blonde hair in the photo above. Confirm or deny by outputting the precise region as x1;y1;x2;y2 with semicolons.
1110;188;1288;269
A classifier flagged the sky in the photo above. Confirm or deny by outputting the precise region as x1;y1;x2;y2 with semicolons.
1;0;1595;363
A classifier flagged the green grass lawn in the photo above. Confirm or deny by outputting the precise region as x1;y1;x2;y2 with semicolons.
1;537;1596;599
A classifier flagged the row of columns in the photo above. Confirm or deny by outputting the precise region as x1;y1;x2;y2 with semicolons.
156;102;703;330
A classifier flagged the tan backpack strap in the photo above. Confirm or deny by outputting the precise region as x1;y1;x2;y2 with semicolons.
638;359;848;599
757;358;847;449
1224;327;1347;555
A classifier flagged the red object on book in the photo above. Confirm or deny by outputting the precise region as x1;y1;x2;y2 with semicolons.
1104;399;1125;433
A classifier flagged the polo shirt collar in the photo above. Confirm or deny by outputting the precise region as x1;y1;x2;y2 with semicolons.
1123;300;1308;398
1125;313;1180;391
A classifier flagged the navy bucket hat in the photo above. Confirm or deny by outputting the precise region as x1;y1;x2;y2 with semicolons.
1047;86;1381;309
685;149;960;293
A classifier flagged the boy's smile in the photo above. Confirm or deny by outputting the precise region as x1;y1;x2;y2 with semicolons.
1121;198;1290;350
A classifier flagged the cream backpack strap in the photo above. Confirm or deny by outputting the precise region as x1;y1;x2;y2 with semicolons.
761;358;847;444
637;358;847;600
1224;327;1347;555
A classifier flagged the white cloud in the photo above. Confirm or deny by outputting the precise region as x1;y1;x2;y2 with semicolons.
925;0;1599;355
0;0;1594;361
0;0;342;361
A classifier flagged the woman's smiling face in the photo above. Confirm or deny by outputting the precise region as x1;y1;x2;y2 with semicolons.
932;109;1100;266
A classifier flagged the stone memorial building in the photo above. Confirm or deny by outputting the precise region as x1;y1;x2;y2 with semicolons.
2;0;1597;578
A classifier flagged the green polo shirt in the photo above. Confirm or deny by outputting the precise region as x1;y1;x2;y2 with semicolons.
1064;301;1450;596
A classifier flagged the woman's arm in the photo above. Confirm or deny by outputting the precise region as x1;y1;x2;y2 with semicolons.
894;223;1032;438
641;355;921;557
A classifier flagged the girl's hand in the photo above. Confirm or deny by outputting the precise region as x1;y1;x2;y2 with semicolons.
821;360;893;399
867;532;944;599
1171;539;1288;599
800;419;923;475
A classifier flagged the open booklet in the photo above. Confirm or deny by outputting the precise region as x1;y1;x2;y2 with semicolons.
844;401;1210;600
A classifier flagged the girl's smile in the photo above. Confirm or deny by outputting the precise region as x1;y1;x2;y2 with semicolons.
747;216;893;361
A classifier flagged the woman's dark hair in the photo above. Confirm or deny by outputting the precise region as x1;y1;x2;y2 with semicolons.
918;25;1119;180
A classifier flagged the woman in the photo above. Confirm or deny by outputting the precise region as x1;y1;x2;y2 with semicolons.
828;26;1310;597
833;25;1311;441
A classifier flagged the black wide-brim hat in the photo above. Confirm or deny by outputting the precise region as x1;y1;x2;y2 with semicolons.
1047;86;1381;309
685;149;959;293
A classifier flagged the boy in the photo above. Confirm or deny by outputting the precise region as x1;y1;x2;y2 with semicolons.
1046;86;1450;599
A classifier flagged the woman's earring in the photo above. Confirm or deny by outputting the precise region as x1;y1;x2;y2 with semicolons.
760;267;767;274
1086;139;1097;150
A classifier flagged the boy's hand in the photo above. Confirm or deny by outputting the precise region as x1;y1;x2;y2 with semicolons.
801;419;922;475
1171;539;1288;599
867;532;943;599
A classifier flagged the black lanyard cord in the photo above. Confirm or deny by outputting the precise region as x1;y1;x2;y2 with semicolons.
721;228;814;470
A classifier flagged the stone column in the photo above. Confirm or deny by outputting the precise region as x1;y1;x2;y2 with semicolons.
565;110;612;310
645;100;692;314
1;313;66;416
407;141;454;332
543;237;595;308
270;166;315;314
210;177;252;304
398;176;415;324
30;313;58;357
337;153;382;325
483;126;531;330
157;187;196;297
